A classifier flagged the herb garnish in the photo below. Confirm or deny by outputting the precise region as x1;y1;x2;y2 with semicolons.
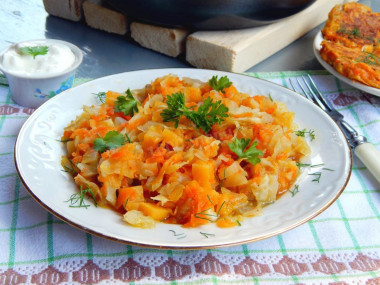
296;162;334;172
57;138;72;143
124;197;129;209
161;92;229;133
296;162;324;169
62;159;80;175
289;184;299;197
194;201;225;222
294;129;315;140
94;92;106;103
208;75;232;93
93;130;126;153
356;52;380;66
65;185;97;208
228;138;263;165
169;230;187;239
19;45;49;59
200;232;215;238
308;172;322;183
125;133;131;143
114;89;140;116
338;26;361;37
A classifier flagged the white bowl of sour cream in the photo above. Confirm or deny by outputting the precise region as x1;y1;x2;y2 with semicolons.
0;39;83;108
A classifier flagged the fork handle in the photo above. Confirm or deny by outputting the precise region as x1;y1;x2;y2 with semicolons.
354;143;380;184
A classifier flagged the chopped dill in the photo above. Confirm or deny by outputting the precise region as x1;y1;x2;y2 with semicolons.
94;92;106;103
62;159;80;175
200;232;215;238
296;162;324;169
216;201;225;216
356;52;380;66
65;185;97;208
308;172;322;183
124;197;129;209
294;129;315;140
289;184;299;197
169;230;187;239
125;133;131;143
57;138;72;143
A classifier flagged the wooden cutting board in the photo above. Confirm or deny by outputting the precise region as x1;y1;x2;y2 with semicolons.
186;0;350;72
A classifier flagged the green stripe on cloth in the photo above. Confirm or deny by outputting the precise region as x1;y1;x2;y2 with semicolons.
47;213;54;266
0;195;31;206
0;220;65;232
86;233;94;260
277;235;299;283
7;175;21;268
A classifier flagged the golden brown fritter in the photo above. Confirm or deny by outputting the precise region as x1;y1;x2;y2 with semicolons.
320;3;380;89
320;41;380;88
322;2;380;48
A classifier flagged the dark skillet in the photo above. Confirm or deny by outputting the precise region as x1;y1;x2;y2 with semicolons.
104;0;316;30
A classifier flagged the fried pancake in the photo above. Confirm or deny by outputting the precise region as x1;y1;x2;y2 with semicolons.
320;41;380;88
320;3;380;89
322;2;380;48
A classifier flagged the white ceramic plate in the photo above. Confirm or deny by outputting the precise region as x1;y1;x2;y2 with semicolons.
313;31;380;97
15;68;352;249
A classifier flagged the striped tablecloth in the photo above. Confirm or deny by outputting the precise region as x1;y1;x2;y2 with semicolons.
0;71;379;284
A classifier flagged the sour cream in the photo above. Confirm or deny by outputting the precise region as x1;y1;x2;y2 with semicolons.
1;40;76;77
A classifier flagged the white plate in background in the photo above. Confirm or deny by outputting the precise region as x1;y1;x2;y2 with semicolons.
313;31;380;97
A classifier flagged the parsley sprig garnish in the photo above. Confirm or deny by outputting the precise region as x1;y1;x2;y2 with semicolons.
114;89;140;116
19;45;49;59
161;92;229;133
208;75;232;93
93;130;126;153
228;138;263;165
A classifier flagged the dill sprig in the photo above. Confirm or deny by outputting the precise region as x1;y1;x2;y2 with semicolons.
200;232;215;238
296;162;324;169
194;201;225;222
294;129;315;140
62;159;80;175
169;230;187;239
65;185;97;208
93;92;106;103
308;172;322;183
289;184;299;197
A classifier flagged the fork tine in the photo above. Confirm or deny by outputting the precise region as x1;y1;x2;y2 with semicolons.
306;75;335;111
294;78;315;102
289;78;313;101
300;77;329;112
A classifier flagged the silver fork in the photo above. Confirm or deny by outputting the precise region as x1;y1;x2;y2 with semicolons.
290;75;380;184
